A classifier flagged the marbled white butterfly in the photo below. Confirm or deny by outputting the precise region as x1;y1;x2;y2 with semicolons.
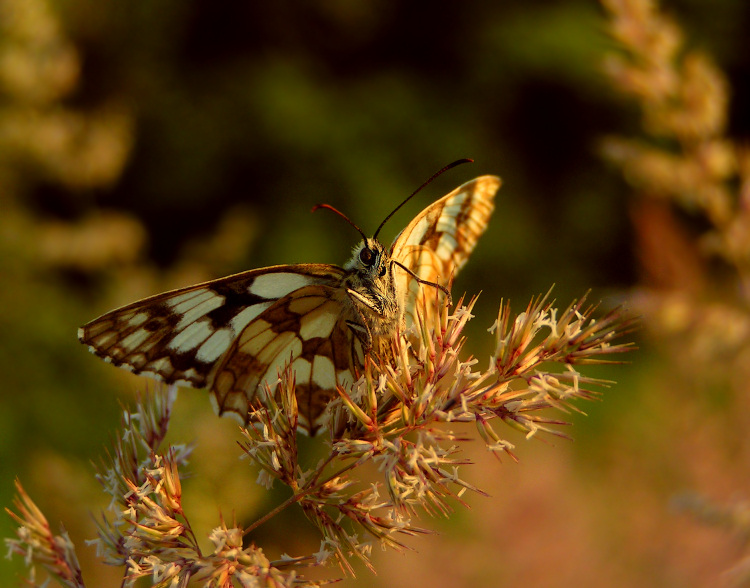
79;170;501;434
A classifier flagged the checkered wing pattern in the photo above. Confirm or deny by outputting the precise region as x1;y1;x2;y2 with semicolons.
390;175;500;329
79;264;362;434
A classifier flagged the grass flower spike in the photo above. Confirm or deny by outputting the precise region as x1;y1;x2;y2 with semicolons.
7;287;633;585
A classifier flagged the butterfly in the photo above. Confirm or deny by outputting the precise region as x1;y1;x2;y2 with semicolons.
79;171;501;434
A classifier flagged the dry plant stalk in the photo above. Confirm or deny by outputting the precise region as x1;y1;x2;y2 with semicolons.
6;292;634;586
600;0;750;583
600;0;750;366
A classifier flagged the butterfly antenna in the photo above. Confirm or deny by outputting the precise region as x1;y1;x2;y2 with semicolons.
391;259;453;305
311;203;368;242
372;158;474;240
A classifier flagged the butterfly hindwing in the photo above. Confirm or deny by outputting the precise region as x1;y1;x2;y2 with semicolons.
390;175;500;327
210;282;364;433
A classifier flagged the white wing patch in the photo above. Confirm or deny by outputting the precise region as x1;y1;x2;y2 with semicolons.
130;312;149;327
168;320;214;353
400;215;431;248
120;328;152;351
292;357;313;382
231;303;273;331
196;328;234;363
299;308;337;340
436;232;459;260
312;355;336;389
249;272;316;299
436;203;461;232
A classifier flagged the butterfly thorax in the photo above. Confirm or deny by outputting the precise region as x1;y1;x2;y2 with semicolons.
342;238;401;352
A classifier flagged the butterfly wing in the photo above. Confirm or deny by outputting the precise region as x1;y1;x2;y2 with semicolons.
79;264;360;434
390;175;501;328
210;282;365;434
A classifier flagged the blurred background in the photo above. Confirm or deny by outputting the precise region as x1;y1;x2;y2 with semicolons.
2;0;750;586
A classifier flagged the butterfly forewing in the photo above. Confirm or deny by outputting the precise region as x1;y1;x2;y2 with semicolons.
79;264;356;434
391;175;500;328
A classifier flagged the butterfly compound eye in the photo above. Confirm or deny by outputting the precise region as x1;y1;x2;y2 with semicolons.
359;247;375;266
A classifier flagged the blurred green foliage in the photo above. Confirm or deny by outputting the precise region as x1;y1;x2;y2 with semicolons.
2;0;750;585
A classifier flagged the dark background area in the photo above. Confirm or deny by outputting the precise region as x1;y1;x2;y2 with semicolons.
2;0;750;585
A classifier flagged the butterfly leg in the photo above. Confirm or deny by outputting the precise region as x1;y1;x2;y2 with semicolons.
345;304;394;365
344;310;374;352
345;287;385;351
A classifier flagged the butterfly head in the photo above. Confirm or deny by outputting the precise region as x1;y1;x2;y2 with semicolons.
311;204;389;278
345;238;389;278
344;237;400;341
